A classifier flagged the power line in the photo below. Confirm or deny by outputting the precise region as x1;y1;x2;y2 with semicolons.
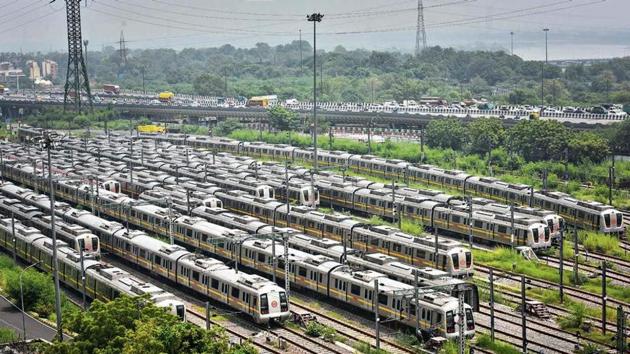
0;6;63;36
148;0;304;17
108;0;299;22
91;1;294;36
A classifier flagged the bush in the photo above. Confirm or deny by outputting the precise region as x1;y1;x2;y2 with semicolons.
5;269;56;317
558;303;587;330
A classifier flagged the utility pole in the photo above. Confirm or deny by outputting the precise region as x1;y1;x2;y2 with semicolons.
40;132;64;341
458;291;465;354
467;196;473;248
510;31;514;56
79;245;86;310
573;227;579;284
415;0;427;56
521;276;527;353
307;13;323;172
510;204;515;249
541;28;549;115
489;269;495;342
558;226;564;304
283;233;290;300
83;39;89;74
272;236;276;283
141;67;146;95
609;165;614;206
419;129;425;163
51;0;93;112
601;261;607;334
374;278;380;350
299;29;303;72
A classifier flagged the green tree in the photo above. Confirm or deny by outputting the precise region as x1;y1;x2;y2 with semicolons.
508;120;569;161
193;73;226;96
611;119;630;154
45;295;254;354
425;118;468;150
567;131;610;163
6;269;56;317
268;105;300;131
468;117;504;157
214;118;243;136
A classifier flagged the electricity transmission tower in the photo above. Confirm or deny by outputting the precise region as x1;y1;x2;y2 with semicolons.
52;0;93;113
118;30;128;66
415;0;427;56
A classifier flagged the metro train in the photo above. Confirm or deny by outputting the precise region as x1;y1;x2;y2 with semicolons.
0;178;475;338
0;213;186;320
0;145;474;277
123;133;623;235
57;136;554;249
0;182;290;324
0;194;100;257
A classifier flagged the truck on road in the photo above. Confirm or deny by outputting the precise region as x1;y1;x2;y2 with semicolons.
103;84;120;95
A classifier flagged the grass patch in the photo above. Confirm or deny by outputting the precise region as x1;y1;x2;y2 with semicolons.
353;341;388;354
0;328;17;343
473;247;630;304
475;333;520;354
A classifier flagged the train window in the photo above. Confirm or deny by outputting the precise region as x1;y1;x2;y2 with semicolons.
370;238;379;246
474;220;483;228
279;292;288;312
498;225;507;234
298;267;307;277
351;284;361;296
258;253;266;262
604;214;611;228
192;271;199;281
154;255;162;265
451;215;461;224
532;228;539;243
416;250;426;258
378;294;388;305
211;278;219;289
452;254;460;269
446;311;455;333
393;244;401;252
466;252;472;268
260;294;269;315
421;308;426;319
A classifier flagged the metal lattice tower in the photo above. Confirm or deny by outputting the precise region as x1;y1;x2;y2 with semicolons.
415;0;427;56
118;30;128;66
60;0;92;112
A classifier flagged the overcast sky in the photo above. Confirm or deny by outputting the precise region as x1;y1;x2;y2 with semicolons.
2;0;629;60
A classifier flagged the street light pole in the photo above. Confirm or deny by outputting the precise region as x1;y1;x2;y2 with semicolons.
541;28;549;115
20;261;41;340
40;132;64;341
307;13;323;172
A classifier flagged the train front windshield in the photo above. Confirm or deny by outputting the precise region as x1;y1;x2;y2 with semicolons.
176;304;186;321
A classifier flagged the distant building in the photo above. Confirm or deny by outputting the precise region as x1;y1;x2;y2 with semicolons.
41;59;58;79
0;61;24;83
26;60;41;80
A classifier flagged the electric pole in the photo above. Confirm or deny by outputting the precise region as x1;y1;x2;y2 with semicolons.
415;0;427;56
510;31;514;56
299;29;303;72
52;0;93;113
307;13;323;171
541;28;549;115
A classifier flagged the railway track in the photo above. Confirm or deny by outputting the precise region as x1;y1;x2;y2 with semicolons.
477;303;616;351
289;300;417;354
539;254;630;285
475;265;630;313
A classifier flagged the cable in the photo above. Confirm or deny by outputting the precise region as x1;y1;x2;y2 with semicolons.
109;0;298;22
148;0;304;18
0;6;64;36
91;1;294;36
0;0;47;21
326;0;476;19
